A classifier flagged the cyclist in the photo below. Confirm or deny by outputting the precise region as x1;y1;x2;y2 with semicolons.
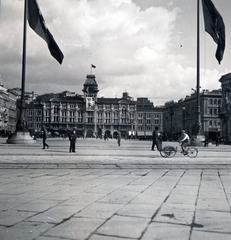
178;130;190;155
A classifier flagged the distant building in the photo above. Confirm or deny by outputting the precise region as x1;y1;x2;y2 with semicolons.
0;85;18;133
163;89;222;141
136;97;163;139
28;91;84;136
4;73;225;142
25;74;163;139
219;73;231;143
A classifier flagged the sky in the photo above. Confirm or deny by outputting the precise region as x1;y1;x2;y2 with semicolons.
0;0;231;106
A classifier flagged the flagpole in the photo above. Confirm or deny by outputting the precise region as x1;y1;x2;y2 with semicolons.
196;0;201;133
18;0;27;131
191;0;203;145
7;0;35;144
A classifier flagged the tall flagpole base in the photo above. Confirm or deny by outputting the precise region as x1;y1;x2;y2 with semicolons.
190;134;204;146
7;130;36;144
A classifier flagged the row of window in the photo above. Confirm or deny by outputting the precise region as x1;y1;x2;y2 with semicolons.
208;120;220;126
137;125;158;131
45;103;79;109
138;119;160;125
29;109;161;120
209;108;218;115
27;116;160;126
209;98;221;105
27;110;160;124
45;104;137;111
43;112;159;119
138;113;160;119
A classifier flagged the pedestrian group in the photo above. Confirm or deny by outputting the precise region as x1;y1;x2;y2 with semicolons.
40;126;219;154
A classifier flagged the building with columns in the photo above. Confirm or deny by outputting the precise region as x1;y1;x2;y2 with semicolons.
2;71;223;142
26;74;163;139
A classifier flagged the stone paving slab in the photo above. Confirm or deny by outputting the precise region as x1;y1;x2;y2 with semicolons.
0;139;231;239
142;222;191;240
0;168;230;239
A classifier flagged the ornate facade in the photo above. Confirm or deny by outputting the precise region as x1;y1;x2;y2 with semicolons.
2;73;225;141
0;85;18;133
25;74;163;139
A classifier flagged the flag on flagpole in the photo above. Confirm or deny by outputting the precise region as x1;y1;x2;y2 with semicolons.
202;0;225;64
27;0;64;64
91;64;96;68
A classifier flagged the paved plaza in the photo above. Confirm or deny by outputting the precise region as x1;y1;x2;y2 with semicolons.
0;138;231;240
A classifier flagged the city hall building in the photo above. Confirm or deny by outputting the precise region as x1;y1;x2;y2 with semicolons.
26;74;163;139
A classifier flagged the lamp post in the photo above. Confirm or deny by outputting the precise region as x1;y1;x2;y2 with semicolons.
7;0;35;144
224;87;230;143
169;105;174;140
182;107;186;130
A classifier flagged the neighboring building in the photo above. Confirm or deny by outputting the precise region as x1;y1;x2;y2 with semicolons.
219;73;231;143
0;85;18;133
136;97;163;139
163;89;222;141
163;100;185;140
25;102;43;133
31;91;84;136
200;89;221;140
184;89;221;140
8;87;38;103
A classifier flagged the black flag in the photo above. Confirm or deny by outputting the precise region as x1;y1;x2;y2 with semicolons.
202;0;225;64
27;0;64;64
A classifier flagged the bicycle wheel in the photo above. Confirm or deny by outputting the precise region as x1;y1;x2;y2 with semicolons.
163;146;177;158
186;147;198;158
160;147;169;158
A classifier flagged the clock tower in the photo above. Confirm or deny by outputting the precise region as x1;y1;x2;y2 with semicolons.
82;74;99;109
82;74;99;137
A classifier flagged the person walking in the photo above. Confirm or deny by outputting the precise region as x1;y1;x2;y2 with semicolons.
204;136;209;147
151;127;159;151
42;126;49;149
69;127;77;153
117;132;121;146
216;134;220;146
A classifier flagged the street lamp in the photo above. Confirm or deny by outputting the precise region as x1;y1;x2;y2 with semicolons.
169;105;174;140
182;107;186;130
224;87;230;143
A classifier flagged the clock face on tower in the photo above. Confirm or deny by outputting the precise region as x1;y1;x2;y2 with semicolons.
86;97;95;110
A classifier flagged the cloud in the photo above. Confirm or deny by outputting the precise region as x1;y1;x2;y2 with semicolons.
0;0;224;106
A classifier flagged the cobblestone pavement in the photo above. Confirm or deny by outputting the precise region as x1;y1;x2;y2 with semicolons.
0;138;231;240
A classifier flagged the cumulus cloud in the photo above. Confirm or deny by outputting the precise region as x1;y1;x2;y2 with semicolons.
0;0;229;105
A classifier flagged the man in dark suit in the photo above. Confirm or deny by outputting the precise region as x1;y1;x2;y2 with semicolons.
69;127;77;153
42;126;49;149
151;127;159;151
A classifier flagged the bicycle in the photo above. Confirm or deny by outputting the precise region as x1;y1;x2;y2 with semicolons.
159;142;198;158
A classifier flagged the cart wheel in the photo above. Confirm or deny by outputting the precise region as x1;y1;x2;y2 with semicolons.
186;147;198;158
164;146;177;158
160;147;169;158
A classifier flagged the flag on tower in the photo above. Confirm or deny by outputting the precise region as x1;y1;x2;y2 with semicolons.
202;0;225;64
27;0;64;64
